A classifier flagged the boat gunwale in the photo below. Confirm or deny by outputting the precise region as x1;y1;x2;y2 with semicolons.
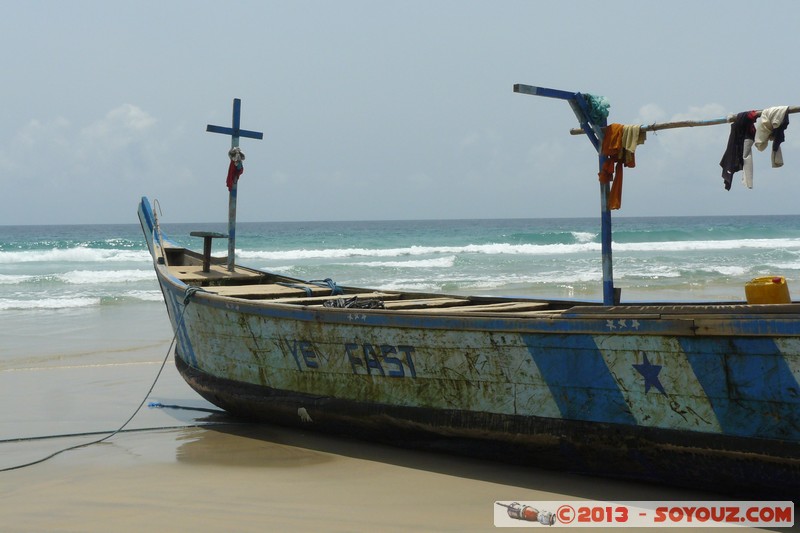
153;259;800;337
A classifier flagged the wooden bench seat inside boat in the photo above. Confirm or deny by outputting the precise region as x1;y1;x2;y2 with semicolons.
267;293;551;315
270;294;556;316
205;283;341;299
400;301;550;314
271;292;402;305
381;298;472;310
168;264;264;284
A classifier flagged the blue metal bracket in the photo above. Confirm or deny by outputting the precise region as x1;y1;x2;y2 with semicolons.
514;84;616;306
513;84;602;152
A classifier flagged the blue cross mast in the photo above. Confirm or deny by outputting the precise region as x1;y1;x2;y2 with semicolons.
206;98;264;272
513;84;617;306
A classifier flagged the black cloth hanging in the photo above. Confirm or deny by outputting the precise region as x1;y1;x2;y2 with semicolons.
719;111;757;190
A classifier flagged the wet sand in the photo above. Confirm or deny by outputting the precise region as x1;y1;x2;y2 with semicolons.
0;314;782;532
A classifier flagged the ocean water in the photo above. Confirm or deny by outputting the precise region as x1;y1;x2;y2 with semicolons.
2;214;800;335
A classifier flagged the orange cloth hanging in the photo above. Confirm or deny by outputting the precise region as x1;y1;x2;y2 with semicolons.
608;170;624;210
598;124;645;210
599;124;623;183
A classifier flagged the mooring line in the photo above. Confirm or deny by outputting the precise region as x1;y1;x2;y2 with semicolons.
0;286;208;472
0;422;237;445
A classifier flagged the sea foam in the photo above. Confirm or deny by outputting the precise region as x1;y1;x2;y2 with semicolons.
238;237;800;261
58;269;155;284
0;296;100;310
0;248;151;264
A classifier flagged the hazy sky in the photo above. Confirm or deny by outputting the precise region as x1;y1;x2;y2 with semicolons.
2;0;800;225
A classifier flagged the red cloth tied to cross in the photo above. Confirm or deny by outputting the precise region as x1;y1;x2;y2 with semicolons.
226;147;245;191
226;161;243;191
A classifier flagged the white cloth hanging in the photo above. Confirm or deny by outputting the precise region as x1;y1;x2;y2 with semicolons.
755;106;789;168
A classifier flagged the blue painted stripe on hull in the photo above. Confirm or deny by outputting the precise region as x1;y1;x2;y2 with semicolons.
523;333;636;425
166;289;197;367
727;338;800;404
680;337;800;440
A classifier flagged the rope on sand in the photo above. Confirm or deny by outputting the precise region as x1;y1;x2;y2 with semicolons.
0;422;234;445
0;286;210;472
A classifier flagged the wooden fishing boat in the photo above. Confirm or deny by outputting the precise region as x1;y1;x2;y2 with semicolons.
138;91;800;498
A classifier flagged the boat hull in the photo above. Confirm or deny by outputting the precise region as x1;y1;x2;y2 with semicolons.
160;280;800;498
139;197;800;498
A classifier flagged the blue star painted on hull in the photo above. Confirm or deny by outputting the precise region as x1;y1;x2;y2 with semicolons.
633;354;666;395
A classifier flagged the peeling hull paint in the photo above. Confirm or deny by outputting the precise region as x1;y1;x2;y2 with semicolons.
137;198;800;499
176;354;800;498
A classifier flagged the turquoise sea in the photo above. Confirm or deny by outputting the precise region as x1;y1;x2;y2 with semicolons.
3;215;800;318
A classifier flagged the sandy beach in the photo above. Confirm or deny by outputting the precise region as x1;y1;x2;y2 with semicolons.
0;303;787;532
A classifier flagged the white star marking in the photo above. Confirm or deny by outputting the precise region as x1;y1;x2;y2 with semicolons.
605;319;642;331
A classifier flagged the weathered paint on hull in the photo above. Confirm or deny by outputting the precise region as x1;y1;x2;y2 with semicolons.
139;197;800;498
159;281;800;498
